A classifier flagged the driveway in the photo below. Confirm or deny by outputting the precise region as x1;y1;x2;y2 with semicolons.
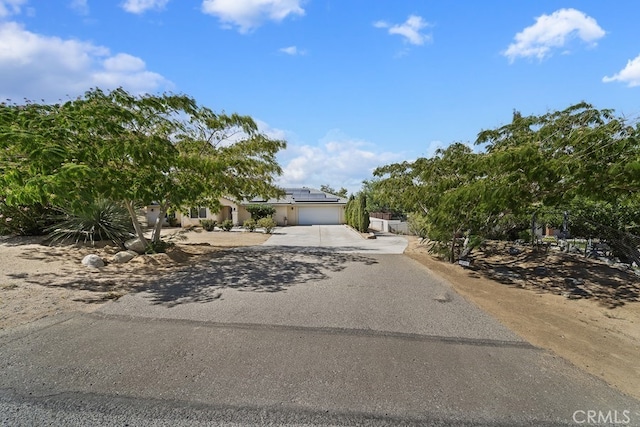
263;225;408;254
1;227;638;425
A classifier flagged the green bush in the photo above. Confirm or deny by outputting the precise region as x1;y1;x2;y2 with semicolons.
345;193;369;232
257;217;276;234
47;199;134;245
0;200;61;236
220;219;234;231
200;219;217;231
167;215;179;227
245;204;276;220
145;239;174;254
243;218;257;232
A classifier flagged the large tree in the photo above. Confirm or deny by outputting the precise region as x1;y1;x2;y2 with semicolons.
0;88;286;247
372;103;640;262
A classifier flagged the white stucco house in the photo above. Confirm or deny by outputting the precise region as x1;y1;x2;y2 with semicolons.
146;188;348;227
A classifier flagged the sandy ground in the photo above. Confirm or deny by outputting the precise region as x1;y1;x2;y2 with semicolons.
0;228;269;330
1;230;639;400
404;237;640;401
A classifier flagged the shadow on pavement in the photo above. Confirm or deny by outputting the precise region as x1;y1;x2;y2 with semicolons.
143;247;378;306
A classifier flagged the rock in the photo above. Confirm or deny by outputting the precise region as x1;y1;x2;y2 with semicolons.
125;238;147;254
81;254;104;268
508;246;521;255
366;232;377;239
433;293;451;303
113;250;138;264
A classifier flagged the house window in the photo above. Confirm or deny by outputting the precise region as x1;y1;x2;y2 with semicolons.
190;207;207;219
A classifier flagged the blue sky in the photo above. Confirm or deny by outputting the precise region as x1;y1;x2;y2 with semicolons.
1;1;639;193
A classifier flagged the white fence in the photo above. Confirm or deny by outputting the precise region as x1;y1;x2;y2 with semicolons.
369;217;410;234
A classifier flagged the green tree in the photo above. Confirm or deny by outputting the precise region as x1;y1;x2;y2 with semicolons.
372;102;640;263
320;184;348;198
344;192;369;232
0;88;286;248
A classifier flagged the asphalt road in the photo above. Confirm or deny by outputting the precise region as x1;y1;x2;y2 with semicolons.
1;226;638;426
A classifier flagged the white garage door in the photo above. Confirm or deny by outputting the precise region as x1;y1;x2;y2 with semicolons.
298;207;341;225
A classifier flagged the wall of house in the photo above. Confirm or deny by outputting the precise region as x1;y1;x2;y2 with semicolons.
177;198;240;227
274;206;291;226
236;206;251;225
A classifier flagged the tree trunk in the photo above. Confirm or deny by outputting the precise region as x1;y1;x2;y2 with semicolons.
531;212;537;247
125;199;148;247
151;203;167;243
450;229;456;263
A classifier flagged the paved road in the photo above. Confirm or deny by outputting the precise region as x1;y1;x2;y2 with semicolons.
1;226;638;426
262;225;408;254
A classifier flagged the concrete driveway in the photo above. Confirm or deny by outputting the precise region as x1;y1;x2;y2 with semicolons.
263;225;408;254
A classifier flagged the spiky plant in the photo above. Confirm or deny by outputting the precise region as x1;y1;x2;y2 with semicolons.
47;199;134;245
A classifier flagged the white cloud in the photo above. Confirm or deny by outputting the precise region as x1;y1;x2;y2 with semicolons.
201;0;305;33
69;0;89;15
374;15;431;46
279;45;306;56
256;119;288;141
503;8;605;62
121;0;169;14
603;54;640;87
0;21;171;101
277;129;405;194
0;0;27;17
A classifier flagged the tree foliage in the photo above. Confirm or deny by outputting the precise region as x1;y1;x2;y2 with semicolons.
0;88;286;247
373;102;640;262
320;184;348;198
345;192;369;232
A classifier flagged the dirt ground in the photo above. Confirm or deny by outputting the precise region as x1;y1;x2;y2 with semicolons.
403;236;640;401
0;228;269;330
1;230;639;401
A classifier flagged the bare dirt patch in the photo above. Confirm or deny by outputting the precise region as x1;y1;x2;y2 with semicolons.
0;228;269;330
404;236;640;400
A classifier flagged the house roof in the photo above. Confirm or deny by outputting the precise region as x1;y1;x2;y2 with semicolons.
246;187;348;205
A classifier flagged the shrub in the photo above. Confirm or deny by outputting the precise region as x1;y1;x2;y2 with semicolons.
257;217;276;234
47;199;134;245
220;219;234;231
0;201;61;236
200;219;217;231
345;193;369;232
245;204;276;220
243;218;257;232
145;239;174;254
167;216;180;227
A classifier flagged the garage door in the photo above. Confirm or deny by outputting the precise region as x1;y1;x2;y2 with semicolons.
298;207;341;225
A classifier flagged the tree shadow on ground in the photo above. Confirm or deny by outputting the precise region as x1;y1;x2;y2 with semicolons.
471;244;640;308
142;246;378;306
6;245;378;307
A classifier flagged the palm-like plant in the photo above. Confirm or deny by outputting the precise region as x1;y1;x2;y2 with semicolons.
47;199;134;245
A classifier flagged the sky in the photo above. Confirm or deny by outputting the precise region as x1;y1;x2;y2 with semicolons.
1;0;639;194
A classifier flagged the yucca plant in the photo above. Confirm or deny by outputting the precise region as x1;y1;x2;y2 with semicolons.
47;199;134;246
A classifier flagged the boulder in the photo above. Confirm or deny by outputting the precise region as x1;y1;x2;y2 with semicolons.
125;237;147;254
113;250;138;264
81;254;104;268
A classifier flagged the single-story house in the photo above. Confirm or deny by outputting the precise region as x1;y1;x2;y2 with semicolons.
145;188;348;227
